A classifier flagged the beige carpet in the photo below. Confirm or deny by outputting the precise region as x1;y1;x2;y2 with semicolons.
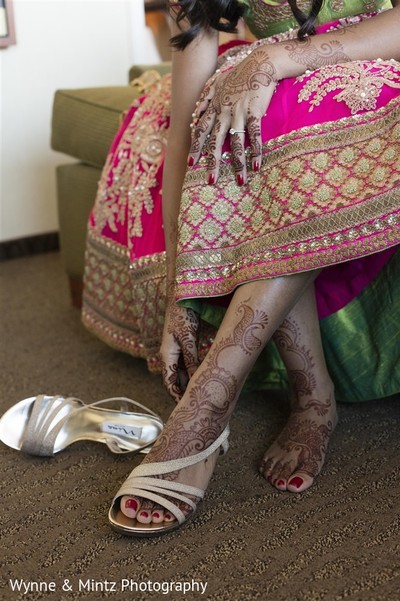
0;252;399;601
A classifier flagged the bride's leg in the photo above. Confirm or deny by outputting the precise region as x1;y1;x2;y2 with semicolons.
260;282;337;493
121;271;318;524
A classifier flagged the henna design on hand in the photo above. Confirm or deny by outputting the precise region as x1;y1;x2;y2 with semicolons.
191;118;209;156
230;132;245;174
206;120;223;173
166;303;199;371
190;47;277;167
284;38;351;69
212;47;277;113
246;115;262;161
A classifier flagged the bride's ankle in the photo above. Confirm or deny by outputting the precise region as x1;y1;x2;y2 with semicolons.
289;378;336;413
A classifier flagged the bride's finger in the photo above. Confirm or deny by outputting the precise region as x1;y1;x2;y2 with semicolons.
206;119;230;184
229;125;247;186
246;115;263;172
188;111;215;166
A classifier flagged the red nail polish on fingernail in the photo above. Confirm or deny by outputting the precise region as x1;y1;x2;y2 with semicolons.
208;173;215;185
253;161;260;172
277;480;285;487
288;476;304;489
237;174;244;186
125;499;138;510
140;511;149;518
187;156;194;167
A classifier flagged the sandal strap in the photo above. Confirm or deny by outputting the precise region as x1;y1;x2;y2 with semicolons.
113;426;230;523
21;395;81;455
86;397;161;419
123;488;188;524
20;395;162;456
126;426;230;478
84;397;163;454
116;476;204;502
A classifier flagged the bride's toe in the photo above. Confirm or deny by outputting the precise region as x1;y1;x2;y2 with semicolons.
287;473;313;492
163;512;176;523
151;508;164;523
120;496;140;518
136;501;155;524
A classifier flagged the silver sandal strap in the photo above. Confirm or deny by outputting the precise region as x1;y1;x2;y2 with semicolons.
21;395;80;456
113;426;230;523
20;395;162;456
124;426;230;478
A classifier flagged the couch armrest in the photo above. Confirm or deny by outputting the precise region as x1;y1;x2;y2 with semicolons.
129;62;171;82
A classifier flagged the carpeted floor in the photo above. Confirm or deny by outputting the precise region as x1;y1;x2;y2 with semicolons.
0;252;399;601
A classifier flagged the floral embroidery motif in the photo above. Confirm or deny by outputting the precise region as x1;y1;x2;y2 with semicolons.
297;61;400;114
92;75;171;239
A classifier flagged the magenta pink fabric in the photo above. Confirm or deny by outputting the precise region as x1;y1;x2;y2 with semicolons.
89;19;399;320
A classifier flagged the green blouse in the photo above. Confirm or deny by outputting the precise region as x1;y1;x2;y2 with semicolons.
238;0;393;37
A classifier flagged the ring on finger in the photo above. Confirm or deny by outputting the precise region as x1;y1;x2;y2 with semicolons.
229;128;246;135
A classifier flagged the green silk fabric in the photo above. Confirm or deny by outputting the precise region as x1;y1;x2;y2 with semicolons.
237;0;393;38
184;251;400;402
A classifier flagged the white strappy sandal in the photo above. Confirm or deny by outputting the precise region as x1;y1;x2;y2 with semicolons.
109;425;230;536
0;395;163;456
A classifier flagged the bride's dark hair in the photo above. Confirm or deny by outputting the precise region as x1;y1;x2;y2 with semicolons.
170;0;244;49
170;0;324;49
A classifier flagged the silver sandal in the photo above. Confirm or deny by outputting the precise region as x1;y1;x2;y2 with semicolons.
0;395;163;456
109;425;230;536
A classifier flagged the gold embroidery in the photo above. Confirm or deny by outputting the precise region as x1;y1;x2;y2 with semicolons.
329;0;345;12
175;98;400;299
247;0;308;26
297;61;400;114
130;70;162;93
92;74;171;239
83;231;216;372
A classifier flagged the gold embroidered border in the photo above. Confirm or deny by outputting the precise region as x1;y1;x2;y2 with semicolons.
184;97;400;188
176;228;400;300
177;189;399;272
86;228;129;259
83;231;168;371
82;233;218;371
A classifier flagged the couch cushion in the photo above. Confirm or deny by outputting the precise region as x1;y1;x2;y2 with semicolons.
51;87;139;168
56;162;102;277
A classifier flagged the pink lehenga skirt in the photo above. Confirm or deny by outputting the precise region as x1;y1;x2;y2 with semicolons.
82;17;400;402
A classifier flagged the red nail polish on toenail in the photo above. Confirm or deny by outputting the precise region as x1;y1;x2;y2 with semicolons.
289;477;304;489
277;480;285;487
140;511;149;518
125;499;138;510
164;513;173;520
152;512;160;519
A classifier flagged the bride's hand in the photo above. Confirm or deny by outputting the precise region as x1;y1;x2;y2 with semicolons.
159;299;200;402
188;44;278;185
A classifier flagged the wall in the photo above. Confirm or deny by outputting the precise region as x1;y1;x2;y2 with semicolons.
0;0;162;243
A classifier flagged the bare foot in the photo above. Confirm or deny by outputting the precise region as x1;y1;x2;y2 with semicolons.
259;389;338;493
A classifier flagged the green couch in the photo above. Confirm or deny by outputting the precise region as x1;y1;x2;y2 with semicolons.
51;63;171;307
